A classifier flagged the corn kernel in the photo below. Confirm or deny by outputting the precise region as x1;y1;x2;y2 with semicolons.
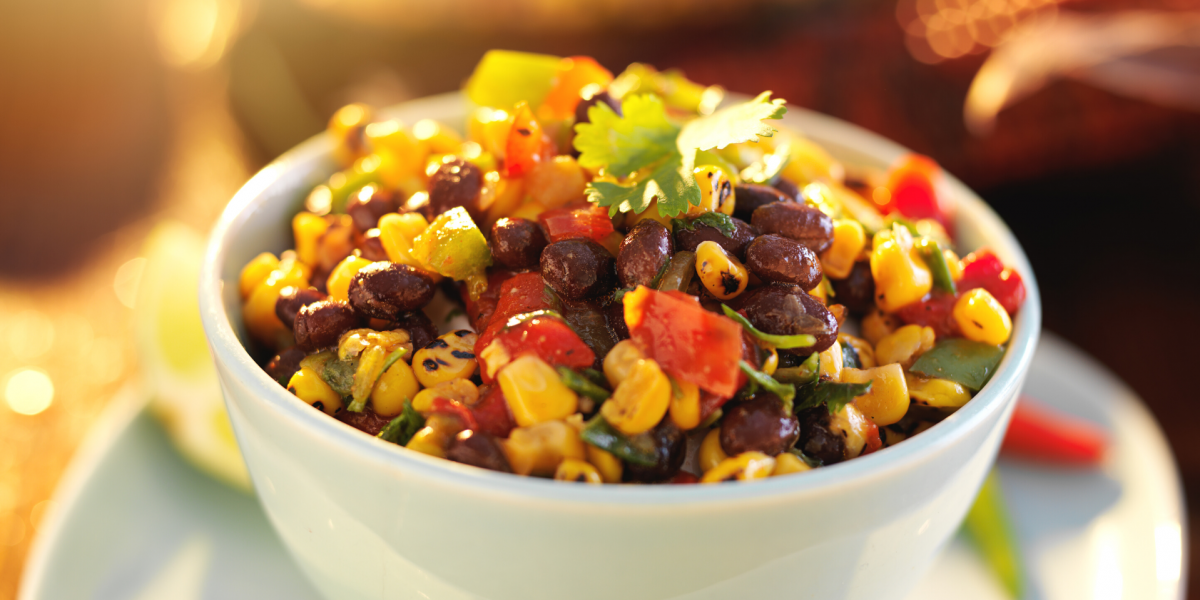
700;452;776;483
772;452;812;476
554;459;604;484
838;334;876;369
366;121;426;192
371;359;420;417
905;373;972;409
293;212;329;268
943;248;963;281
467;107;513;159
874;324;936;368
761;347;779;376
695;241;748;300
841;363;910;426
326;255;373;302
527;156;587;209
412;118;463;154
603;339;645;388
821;219;866;280
602;358;672;436
328;103;372;167
586;446;623;483
498;355;578;427
829;403;872;458
406;413;467;458
688;165;732;217
412;378;479;413
808;278;828;303
239;252;279;300
818;341;843;382
413;330;479;388
954;288;1012;345
870;230;932;312
624;199;674;230
699;429;729;473
244;260;309;348
862;308;900;346
287;367;343;415
668;377;702;430
483;173;526;224
502;420;586;476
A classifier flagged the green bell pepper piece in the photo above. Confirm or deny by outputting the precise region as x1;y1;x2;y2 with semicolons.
579;415;657;467
465;50;561;109
411;206;493;282
910;339;1004;391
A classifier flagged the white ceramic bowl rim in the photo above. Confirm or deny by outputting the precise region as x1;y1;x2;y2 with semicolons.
199;92;1042;506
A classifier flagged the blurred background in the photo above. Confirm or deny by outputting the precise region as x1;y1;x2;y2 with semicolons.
2;0;1199;596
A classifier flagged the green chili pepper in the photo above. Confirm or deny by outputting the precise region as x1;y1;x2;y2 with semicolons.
916;238;957;295
579;416;657;467
722;305;816;350
738;361;796;412
556;367;611;403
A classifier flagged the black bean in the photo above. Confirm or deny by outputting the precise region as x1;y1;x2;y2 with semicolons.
390;310;437;351
428;157;484;222
275;286;327;330
336;406;393;437
316;216;356;274
446;430;513;473
745;234;822;290
490;217;548;269
540;238;616;300
673;216;759;260
346;185;398;233
733;183;792;222
617;220;674;288
720;394;801;456
752;202;834;254
604;300;630;341
831;260;876;316
359;229;389;261
797;407;845;465
623;420;687;483
294;300;361;352
772;178;803;202
574;90;622;126
266;345;306;386
347;262;435;319
732;285;838;355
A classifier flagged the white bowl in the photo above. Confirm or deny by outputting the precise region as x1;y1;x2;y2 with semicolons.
198;92;1041;600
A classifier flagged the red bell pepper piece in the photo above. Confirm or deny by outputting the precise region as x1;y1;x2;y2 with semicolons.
504;102;545;178
428;397;479;432
540;56;614;121
624;286;744;398
462;268;514;331
539;204;615;244
861;421;884;455
470;385;516;438
1001;395;1107;466
895;292;960;339
669;472;699;484
474;272;555;356
959;249;1026;316
477;313;595;383
884;154;951;230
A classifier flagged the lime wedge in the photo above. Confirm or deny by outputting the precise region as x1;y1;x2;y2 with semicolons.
135;221;251;491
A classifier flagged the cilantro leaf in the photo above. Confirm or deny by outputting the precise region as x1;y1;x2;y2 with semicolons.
579;415;658;466
672;211;737;238
378;399;424;446
794;380;872;416
739;361;796;413
721;304;816;350
677;91;787;155
585;150;698;217
574;94;680;176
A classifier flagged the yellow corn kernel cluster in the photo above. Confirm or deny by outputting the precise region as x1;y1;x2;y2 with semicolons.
841;363;910;426
526;155;587;209
292;212;329;268
498;355;578;427
839;334;876;369
699;429;728;473
874;324;935;368
242;252;310;347
700;452;776;483
772;452;812;476
239;252;280;299
601;358;671;436
953;288;1012;345
870;226;932;312
861;308;900;346
406;413;467;458
780;136;845;185
377;212;442;281
905;373;972;409
828;403;873;459
603;340;644;387
694;241;748;300
326;255;373;302
668;377;702;430
328;103;372;167
502;420;586;476
586;446;623;483
413;331;479;388
554;459;604;484
467;107;513;159
821;219;866;279
689;165;735;217
371;360;419;417
412;378;480;413
287;367;343;415
818;342;843;382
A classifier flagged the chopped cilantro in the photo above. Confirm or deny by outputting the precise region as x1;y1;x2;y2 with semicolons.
377;399;424;446
721;304;816;350
739;361;796;413
672;211;737;238
794;380;872;416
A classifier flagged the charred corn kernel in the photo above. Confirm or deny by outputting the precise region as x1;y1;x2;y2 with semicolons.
772;452;812;476
689;165;732;217
842;363;910;426
829;403;872;458
870;228;932;312
761;347;779;377
944;249;963;281
329;103;372;167
370;360;420;417
287;367;343;415
497;355;578;427
414;330;479;388
821;219;866;280
602;358;672;436
905;373;971;409
668;378;702;430
862;308;900;346
586;446;623;483
839;334;876;369
527;156;587;209
467;107;513;159
700;452;776;483
554;459;603;484
502;420;586;476
875;325;936;368
695;241;748;300
239;252;280;300
293;212;329;268
699;429;729;473
603;340;645;388
819;342;843;382
326;255;372;302
412;379;479;413
954;288;1012;345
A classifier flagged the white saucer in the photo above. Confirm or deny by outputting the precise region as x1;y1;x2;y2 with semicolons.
18;333;1186;600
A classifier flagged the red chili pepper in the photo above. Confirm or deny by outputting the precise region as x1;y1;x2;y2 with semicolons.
428;397;479;432
504;102;544;178
540;56;614;121
1001;395;1107;466
477;313;595;384
959;249;1026;316
474;272;555;356
539;204;615;244
470;385;516;438
861;421;884;455
894;292;960;339
669;472;699;484
624;286;744;398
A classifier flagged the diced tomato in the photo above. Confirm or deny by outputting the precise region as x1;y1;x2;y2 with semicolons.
884;154;950;230
895;292;960;339
474;272;555;356
428;398;479;432
478;313;595;383
470;385;516;438
540;56;614;121
669;472;699;484
959;250;1026;315
504;102;544;178
861;422;883;455
1001;396;1107;466
539;204;615;244
462;268;514;331
624;286;744;398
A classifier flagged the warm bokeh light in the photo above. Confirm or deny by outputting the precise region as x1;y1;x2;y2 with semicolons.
114;257;147;309
5;369;55;416
7;310;55;360
897;0;1063;63
149;0;242;69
